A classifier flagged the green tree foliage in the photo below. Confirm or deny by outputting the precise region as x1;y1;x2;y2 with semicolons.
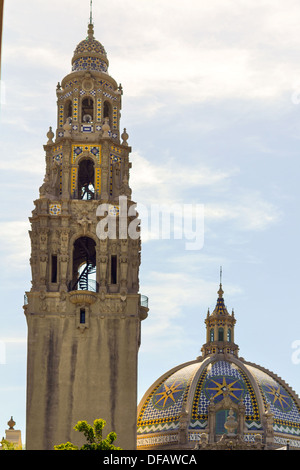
0;438;22;450
54;418;122;450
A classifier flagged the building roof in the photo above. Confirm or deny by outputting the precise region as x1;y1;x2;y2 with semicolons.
71;23;109;73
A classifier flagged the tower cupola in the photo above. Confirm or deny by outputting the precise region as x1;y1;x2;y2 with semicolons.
71;23;109;74
201;283;239;357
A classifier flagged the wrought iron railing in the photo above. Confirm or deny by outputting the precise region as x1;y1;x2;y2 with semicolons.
68;279;99;293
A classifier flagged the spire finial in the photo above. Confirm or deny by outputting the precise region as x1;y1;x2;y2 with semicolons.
218;267;224;298
90;0;93;25
87;1;94;39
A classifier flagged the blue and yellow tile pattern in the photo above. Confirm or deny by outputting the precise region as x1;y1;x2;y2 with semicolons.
190;360;261;431
137;363;199;434
245;364;300;438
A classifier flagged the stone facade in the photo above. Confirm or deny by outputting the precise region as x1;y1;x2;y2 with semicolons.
24;22;148;450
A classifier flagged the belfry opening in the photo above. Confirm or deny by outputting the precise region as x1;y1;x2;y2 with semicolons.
77;158;95;200
81;97;94;123
71;237;97;292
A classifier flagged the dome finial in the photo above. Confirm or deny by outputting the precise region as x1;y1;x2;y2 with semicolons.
218;266;223;298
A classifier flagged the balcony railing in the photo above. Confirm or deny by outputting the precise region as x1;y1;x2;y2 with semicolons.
140;295;148;308
68;279;99;293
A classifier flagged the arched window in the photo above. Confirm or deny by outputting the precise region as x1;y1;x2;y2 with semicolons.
210;329;214;342
70;237;97;292
218;327;224;341
215;409;237;435
78;158;95;200
81;97;94;122
227;328;231;342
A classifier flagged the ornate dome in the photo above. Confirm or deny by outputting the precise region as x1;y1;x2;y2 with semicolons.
137;286;300;450
71;23;109;73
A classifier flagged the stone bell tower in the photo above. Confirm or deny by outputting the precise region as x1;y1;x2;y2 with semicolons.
24;20;148;450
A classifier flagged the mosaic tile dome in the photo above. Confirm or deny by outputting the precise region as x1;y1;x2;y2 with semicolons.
137;356;300;449
72;24;109;73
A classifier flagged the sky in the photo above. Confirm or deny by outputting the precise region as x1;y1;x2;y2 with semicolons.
1;0;300;445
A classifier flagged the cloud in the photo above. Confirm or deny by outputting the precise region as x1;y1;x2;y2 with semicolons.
131;152;235;202
105;0;300;105
4;0;299;116
131;152;280;238
140;272;212;352
204;193;281;231
0;221;31;269
0;147;45;174
139;270;242;354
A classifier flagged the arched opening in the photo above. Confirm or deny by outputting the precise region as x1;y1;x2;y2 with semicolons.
227;328;232;342
78;158;95;200
103;100;111;121
65;99;72;121
210;329;214;342
81;97;94;123
70;237;97;292
218;327;224;342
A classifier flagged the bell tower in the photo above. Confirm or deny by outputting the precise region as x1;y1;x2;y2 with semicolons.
24;19;148;450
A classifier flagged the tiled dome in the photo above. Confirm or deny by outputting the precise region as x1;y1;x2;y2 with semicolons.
137;286;300;450
137;356;300;450
72;24;109;73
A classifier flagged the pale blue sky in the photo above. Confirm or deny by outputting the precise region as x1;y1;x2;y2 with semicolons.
1;0;300;444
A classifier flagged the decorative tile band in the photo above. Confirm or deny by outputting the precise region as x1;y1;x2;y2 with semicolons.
59;168;62;195
73;97;78;122
103;91;118;101
71;167;77;195
59;105;64;128
72;57;108;73
97;98;102;122
52;145;63;154
137;433;178;448
111;145;122;154
95;168;101;194
112;106;118;130
72;145;101;164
